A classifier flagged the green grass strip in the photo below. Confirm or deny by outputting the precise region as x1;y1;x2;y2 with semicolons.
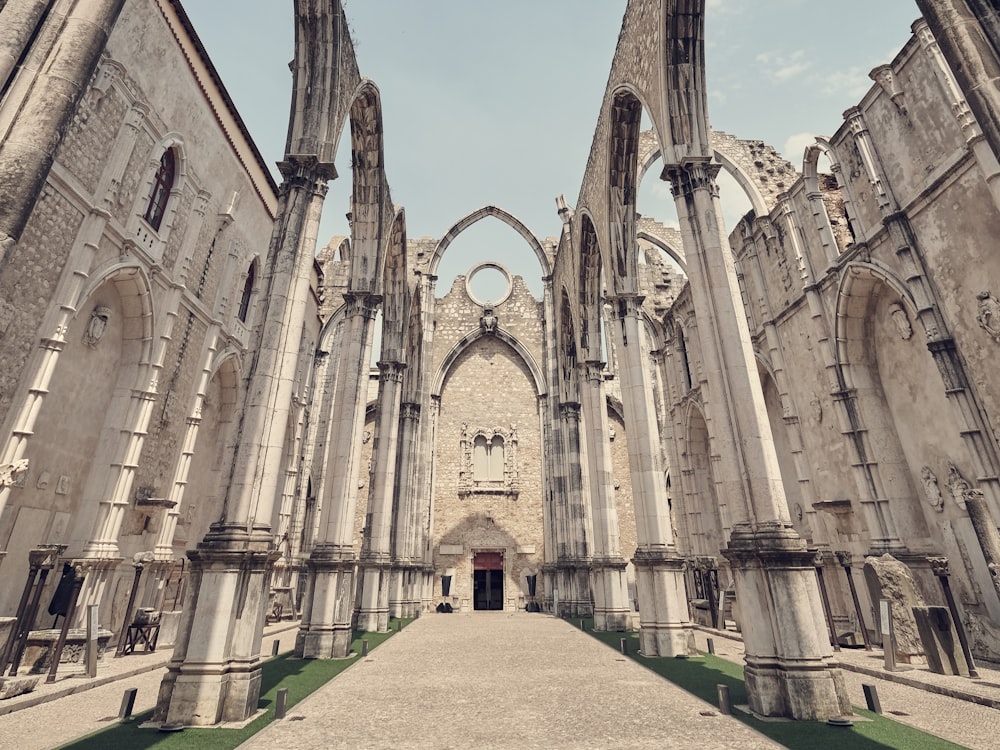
579;620;969;750
58;619;413;750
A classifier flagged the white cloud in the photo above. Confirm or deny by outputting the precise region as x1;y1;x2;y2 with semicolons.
782;132;817;165
819;66;873;99
755;49;811;82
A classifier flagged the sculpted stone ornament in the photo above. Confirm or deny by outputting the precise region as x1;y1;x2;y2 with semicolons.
83;305;111;347
480;306;497;334
0;458;29;488
920;466;944;512
945;462;971;510
976;291;1000;341
888;302;913;340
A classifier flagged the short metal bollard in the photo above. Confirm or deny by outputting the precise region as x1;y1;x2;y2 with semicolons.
862;683;882;714
275;687;288;720
620;637;628;655
361;639;369;657
119;687;138;719
272;640;280;656
717;684;732;715
580;619;585;631
706;637;715;655
396;619;401;632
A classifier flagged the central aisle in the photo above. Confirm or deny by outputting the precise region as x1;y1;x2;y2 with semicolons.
238;613;780;749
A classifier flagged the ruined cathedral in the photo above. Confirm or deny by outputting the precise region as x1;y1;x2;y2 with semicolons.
1;0;999;728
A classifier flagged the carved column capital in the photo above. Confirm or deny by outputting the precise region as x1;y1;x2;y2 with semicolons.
583;360;607;383
344;292;382;320
376;360;406;383
400;402;421;421
606;294;645;321
662;158;722;200
560;402;582;421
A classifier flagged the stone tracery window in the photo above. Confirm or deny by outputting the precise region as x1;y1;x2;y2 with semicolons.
459;423;518;498
144;149;175;230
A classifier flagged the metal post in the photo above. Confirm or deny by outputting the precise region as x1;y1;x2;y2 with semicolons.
929;556;979;678
717;684;732;715
837;550;873;650
862;683;881;714
275;687;288;719
115;563;144;658
813;553;840;651
706;637;715;655
45;564;85;684
620;637;628;655
361;639;369;657
272;639;280;656
119;687;138;719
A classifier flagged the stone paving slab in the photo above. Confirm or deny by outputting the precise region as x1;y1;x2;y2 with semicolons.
239;613;781;750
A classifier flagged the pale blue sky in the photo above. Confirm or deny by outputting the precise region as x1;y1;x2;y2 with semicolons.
183;1;918;295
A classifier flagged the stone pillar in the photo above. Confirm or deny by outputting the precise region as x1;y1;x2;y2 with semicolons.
0;0;49;90
0;0;127;265
296;291;379;658
606;294;694;657
156;155;330;725
580;361;629;630
558;401;592;616
391;401;420;618
915;0;1000;165
664;158;849;719
357;360;406;633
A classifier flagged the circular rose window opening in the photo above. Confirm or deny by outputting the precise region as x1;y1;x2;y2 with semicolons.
466;262;513;306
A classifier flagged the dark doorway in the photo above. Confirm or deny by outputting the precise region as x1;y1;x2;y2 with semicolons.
473;551;504;611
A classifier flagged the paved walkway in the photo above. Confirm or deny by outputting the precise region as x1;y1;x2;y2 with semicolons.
239;613;780;750
1;615;998;748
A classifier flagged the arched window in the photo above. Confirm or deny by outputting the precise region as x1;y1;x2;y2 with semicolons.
144;149;175;231
238;261;256;323
461;425;517;497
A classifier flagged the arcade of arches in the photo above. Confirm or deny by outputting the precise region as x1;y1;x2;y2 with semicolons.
1;0;1000;728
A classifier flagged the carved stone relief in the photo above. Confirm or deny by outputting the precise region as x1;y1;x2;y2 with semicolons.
976;291;1000;341
0;459;29;488
888;302;913;340
920;466;944;512
83;305;111;347
945;462;971;510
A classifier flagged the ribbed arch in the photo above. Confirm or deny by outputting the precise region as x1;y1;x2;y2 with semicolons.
430;328;546;399
428;205;551;278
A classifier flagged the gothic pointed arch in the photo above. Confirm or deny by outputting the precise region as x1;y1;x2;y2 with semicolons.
430;327;546;399
428;205;551;279
379;208;407;363
346;80;390;293
577;210;604;363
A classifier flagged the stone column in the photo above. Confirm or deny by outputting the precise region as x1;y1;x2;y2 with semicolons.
580;360;629;631
296;291;379;658
156;156;330;726
559;401;592;616
915;0;1000;165
390;401;420;618
0;0;49;90
357;360;406;633
664;158;849;720
606;294;694;657
0;0;127;265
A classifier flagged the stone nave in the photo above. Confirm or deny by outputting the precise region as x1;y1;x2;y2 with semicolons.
0;0;999;727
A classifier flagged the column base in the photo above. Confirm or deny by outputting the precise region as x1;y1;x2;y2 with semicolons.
356;558;391;632
154;526;278;726
295;545;356;658
723;522;852;720
632;547;696;657
554;561;593;617
591;558;630;632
